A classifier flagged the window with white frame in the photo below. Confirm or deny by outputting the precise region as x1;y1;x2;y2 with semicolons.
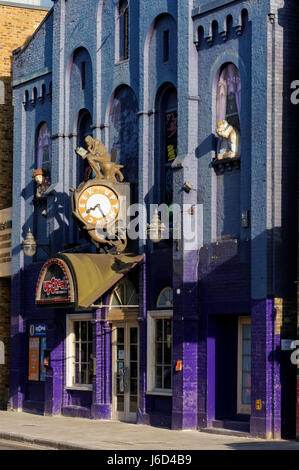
66;314;93;389
147;289;173;394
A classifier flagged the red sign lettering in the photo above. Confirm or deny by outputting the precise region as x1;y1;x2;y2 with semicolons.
43;277;68;296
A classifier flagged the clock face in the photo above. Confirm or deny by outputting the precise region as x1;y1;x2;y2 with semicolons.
77;185;119;227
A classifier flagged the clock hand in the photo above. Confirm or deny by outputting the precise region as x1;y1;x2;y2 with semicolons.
86;203;101;213
87;203;109;222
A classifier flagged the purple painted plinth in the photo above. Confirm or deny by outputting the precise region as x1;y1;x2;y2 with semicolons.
91;404;111;420
136;408;151;425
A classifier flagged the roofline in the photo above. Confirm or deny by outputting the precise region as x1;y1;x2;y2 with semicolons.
0;1;50;11
12;6;53;58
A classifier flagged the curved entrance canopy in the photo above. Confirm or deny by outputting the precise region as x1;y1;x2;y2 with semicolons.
35;253;143;309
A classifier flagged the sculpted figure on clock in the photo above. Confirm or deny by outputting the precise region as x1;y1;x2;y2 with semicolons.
76;136;124;182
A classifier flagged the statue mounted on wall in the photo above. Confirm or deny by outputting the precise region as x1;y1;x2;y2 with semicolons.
76;136;124;182
216;120;240;160
32;168;51;198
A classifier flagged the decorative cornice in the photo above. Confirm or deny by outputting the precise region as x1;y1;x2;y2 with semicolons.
12;67;52;88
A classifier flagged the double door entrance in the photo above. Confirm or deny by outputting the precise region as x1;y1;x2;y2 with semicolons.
112;322;139;422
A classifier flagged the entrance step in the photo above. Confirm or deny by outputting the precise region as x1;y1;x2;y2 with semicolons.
200;419;250;438
212;419;250;433
200;427;251;438
62;406;91;419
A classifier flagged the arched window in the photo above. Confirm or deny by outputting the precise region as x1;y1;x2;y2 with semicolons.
40;84;46;101
77;109;92;183
118;0;129;60
110;279;139;308
32;87;38;104
216;63;241;130
36;122;51;182
155;85;177;206
157;287;173;308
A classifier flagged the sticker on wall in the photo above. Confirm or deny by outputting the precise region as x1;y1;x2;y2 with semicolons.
255;399;262;410
29;323;47;337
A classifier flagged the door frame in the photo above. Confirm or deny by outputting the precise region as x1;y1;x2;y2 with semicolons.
111;319;139;422
237;316;251;415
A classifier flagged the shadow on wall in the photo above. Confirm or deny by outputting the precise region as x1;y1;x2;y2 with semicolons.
13;181;71;261
196;228;296;439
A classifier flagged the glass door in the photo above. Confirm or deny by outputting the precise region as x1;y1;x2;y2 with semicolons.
112;322;139;422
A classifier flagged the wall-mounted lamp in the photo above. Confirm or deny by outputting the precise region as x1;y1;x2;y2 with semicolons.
22;228;50;257
182;182;197;193
147;209;180;250
147;209;166;244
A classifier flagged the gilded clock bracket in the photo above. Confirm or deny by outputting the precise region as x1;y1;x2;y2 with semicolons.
72;137;130;254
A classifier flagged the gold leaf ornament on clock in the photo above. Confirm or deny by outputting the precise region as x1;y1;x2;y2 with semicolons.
78;185;119;228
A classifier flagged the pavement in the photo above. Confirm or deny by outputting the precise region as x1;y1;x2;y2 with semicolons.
0;410;299;450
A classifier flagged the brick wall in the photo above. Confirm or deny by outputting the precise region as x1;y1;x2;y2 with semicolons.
0;3;48;408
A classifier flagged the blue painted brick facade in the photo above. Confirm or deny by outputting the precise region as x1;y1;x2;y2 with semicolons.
10;0;298;438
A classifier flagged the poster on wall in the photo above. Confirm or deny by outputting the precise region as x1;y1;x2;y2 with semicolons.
28;337;40;382
39;337;47;382
28;323;47;382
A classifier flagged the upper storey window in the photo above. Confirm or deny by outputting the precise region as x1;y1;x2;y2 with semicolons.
163;30;169;62
118;0;129;60
155;85;177;207
216;63;241;130
36;122;51;181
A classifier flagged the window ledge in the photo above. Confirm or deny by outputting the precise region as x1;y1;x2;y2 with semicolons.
146;390;172;397
115;58;129;65
212;155;240;174
65;386;92;392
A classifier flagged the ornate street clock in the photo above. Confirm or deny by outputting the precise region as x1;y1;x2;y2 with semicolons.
72;137;130;253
